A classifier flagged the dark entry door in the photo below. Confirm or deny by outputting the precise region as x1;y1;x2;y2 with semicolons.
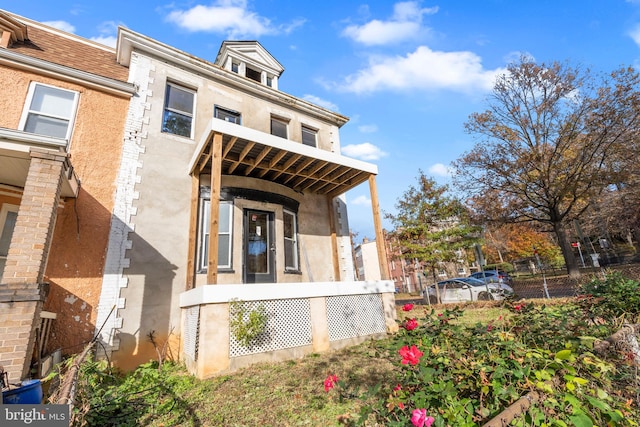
244;210;275;283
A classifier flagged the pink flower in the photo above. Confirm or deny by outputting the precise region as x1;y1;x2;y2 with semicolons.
399;345;424;365
324;374;338;392
411;408;435;427
404;318;418;331
393;384;402;391
487;324;493;331
402;303;414;311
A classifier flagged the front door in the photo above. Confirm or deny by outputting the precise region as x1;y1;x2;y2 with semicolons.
244;210;275;283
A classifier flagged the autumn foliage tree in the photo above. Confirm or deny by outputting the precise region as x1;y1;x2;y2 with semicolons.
385;171;480;286
453;56;640;278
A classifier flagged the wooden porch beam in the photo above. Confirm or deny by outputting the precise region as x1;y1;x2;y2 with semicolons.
369;174;390;280
186;172;199;289
207;133;224;284
327;196;341;281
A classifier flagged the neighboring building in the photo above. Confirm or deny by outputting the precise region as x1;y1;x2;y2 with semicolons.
354;238;381;281
0;11;135;382
0;9;396;381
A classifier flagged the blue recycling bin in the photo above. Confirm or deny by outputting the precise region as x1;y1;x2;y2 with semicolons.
2;379;43;404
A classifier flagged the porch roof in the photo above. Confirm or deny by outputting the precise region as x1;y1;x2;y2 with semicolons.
188;119;378;197
0;128;79;198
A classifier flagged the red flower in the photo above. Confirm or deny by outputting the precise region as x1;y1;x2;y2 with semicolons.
393;384;402;391
324;374;338;392
398;402;405;410
399;345;424;365
402;303;414;311
514;304;523;311
487;324;493;331
404;318;418;331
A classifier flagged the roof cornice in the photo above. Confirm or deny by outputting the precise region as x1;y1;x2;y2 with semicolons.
0;48;136;97
116;28;348;127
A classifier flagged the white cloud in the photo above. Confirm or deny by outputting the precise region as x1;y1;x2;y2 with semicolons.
428;163;453;177
333;46;505;94
90;35;117;48
350;195;372;206
629;24;640;46
342;1;438;46
342;142;388;160
302;94;339;111
358;124;378;133
165;0;299;38
42;20;76;33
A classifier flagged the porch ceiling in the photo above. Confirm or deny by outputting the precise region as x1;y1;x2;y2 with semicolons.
0;128;79;198
189;119;378;197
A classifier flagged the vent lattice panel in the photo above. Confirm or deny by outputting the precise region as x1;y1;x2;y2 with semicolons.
327;294;386;341
183;305;200;362
229;299;312;357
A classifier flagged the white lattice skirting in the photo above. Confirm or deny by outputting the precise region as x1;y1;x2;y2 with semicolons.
179;281;397;378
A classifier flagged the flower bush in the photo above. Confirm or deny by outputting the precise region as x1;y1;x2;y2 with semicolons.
325;289;640;426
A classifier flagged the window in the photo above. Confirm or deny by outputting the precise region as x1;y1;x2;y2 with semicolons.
301;126;317;147
270;117;288;139
198;199;233;271
20;82;78;140
231;62;239;73
283;210;299;271
214;106;241;124
162;83;195;138
0;205;19;277
266;76;273;87
246;67;261;83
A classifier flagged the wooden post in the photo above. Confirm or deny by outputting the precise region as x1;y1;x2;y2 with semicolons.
185;173;199;289
207;133;223;284
327;196;341;281
369;175;390;280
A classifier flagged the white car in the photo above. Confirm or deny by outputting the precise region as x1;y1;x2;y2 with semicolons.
424;277;514;304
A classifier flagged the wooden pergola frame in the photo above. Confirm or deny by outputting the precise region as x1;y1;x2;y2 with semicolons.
185;120;390;288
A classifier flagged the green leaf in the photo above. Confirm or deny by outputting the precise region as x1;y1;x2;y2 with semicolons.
555;349;572;360
569;413;593;427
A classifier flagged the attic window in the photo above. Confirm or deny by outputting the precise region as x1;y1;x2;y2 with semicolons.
266;76;273;87
246;67;261;83
231;62;239;73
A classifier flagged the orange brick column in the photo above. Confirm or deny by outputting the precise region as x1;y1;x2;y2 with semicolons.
0;148;68;383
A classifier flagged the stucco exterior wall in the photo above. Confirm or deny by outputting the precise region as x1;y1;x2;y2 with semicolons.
0;65;130;354
105;49;355;368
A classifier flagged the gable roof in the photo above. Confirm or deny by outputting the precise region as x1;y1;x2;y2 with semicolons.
0;10;129;82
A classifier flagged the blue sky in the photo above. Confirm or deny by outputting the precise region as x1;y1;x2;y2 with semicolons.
8;0;640;242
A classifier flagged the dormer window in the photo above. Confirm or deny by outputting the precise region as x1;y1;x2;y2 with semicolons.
266;76;273;87
231;62;239;73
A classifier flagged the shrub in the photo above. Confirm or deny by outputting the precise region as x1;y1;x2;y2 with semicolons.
577;271;640;322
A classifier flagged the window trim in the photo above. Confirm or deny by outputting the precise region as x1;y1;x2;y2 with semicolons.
214;105;241;124
301;125;318;147
18;82;79;142
198;199;233;272
283;209;300;273
270;116;289;139
0;204;19;274
162;82;196;139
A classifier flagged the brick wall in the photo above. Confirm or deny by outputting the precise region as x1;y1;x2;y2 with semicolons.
0;148;66;382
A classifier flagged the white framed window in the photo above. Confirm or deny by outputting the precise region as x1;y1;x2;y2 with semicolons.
214;106;241;124
283;209;299;271
270;117;288;139
301;126;317;147
198;200;233;271
162;82;195;138
0;204;19;277
19;82;79;140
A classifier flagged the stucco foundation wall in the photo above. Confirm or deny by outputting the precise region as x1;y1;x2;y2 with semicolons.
0;65;130;355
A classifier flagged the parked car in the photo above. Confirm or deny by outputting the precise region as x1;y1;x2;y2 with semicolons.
424;277;514;304
469;270;514;287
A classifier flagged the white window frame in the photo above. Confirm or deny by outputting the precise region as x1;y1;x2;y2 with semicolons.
18;82;79;142
198;200;233;271
270;116;289;139
283;209;299;271
301;125;317;147
162;82;196;139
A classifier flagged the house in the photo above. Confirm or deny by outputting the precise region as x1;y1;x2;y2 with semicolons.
0;9;396;382
0;10;135;382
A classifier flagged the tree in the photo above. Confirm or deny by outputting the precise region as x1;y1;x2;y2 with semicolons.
453;56;640;278
385;171;481;288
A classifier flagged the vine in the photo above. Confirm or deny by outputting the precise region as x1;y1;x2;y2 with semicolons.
229;299;268;348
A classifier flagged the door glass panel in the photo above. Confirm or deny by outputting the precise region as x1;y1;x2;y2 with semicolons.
247;212;269;274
